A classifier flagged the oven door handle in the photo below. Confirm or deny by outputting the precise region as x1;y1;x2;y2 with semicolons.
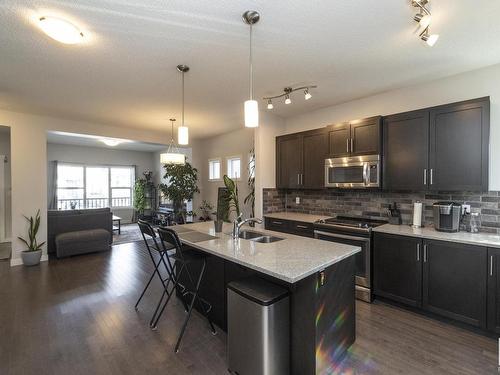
314;230;370;243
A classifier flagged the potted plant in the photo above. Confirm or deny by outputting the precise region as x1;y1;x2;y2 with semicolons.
133;177;147;219
223;175;241;219
19;209;45;266
158;159;200;224
199;200;214;221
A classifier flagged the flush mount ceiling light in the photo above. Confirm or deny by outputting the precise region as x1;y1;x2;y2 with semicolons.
264;85;317;110
411;0;439;47
160;119;185;165
100;138;122;147
38;16;84;44
177;65;189;145
243;10;260;128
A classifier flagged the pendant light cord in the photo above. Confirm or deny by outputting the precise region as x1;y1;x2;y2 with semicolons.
170;120;175;142
182;71;185;127
249;23;253;100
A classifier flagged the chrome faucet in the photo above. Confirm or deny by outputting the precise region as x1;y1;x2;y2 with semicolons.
232;214;263;239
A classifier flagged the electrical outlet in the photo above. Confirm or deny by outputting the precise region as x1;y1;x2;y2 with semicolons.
295;197;300;204
463;204;471;214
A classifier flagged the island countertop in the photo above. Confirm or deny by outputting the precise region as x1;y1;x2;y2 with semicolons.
170;221;361;284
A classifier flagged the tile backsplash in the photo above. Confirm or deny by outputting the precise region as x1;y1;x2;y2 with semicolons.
263;188;500;234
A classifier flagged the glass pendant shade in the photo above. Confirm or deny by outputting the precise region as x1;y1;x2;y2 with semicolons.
244;100;259;128
178;126;189;145
160;151;185;165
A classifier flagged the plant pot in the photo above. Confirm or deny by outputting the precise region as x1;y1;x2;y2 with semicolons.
214;220;223;233
21;250;42;266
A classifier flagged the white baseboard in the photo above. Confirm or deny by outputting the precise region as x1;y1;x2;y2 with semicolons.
10;254;48;267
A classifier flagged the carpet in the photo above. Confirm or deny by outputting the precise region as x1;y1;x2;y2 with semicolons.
113;224;143;245
0;242;11;261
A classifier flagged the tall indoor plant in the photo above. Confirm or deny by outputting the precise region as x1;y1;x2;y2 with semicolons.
159;160;199;224
133;177;147;219
19;209;45;266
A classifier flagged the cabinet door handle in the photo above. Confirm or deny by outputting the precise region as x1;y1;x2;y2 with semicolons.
300;174;303;185
297;174;300;185
416;243;420;261
423;169;427;185
491;255;494;276
350;138;354;153
430;169;433;185
423;244;428;262
346;139;350;153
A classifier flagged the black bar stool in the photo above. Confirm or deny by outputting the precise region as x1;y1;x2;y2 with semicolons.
153;226;216;353
135;220;184;326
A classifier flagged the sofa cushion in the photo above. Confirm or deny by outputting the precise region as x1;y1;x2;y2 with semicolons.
55;229;111;258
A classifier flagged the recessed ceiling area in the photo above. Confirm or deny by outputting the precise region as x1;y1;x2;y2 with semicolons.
1;1;500;139
47;130;168;152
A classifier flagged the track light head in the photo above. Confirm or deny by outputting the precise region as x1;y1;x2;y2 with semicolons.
284;94;291;105
267;99;273;110
420;28;439;46
304;89;312;100
414;13;432;28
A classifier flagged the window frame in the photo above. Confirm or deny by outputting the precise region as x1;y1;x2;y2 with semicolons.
208;157;222;181
226;155;242;180
56;162;135;210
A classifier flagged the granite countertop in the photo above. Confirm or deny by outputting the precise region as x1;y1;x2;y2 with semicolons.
263;212;331;223
374;224;500;249
171;221;360;284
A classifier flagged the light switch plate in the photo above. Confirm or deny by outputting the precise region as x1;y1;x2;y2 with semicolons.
295;197;300;204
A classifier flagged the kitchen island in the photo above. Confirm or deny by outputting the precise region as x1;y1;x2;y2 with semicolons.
170;221;361;375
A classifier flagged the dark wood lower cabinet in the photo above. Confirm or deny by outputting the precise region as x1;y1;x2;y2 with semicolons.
264;217;314;237
374;233;490;331
487;248;500;333
373;233;422;307
422;240;487;329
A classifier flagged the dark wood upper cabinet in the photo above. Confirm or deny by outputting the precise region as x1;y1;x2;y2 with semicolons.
383;110;429;190
422;239;487;329
276;134;303;189
429;98;489;191
302;129;328;189
373;233;422;307
327;117;381;158
327;122;350;158
350;116;382;156
276;128;328;189
487;247;500;333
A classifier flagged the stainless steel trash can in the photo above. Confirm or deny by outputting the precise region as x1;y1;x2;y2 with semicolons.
227;276;289;375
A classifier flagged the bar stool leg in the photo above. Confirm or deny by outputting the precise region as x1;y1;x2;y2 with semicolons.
174;259;207;353
135;255;164;310
184;264;216;335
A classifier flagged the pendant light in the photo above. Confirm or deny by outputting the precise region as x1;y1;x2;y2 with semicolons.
242;10;260;128
177;64;189;145
160;119;185;165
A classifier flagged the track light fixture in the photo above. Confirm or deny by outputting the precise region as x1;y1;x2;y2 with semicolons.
264;85;317;109
411;0;439;47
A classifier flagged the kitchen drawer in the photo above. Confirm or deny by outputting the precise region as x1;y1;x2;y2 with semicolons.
288;221;314;237
265;217;289;233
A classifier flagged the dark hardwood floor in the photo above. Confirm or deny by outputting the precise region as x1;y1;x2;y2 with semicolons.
0;241;496;374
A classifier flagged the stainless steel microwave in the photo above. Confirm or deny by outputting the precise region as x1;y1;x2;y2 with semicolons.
325;155;380;188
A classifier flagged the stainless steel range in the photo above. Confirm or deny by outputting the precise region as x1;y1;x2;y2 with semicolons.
314;216;387;302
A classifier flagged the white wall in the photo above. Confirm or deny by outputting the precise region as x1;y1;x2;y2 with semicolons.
0;109;168;266
191;128;255;221
0;127;11;239
47;143;157;222
285;63;500;190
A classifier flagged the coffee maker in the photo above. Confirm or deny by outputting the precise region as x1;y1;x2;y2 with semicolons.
433;202;462;232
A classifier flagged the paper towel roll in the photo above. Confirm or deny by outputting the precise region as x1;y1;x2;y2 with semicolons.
413;202;423;227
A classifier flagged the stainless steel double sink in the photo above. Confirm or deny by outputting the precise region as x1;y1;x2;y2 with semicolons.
238;230;284;243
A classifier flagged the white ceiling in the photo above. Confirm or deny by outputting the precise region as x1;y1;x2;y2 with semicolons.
1;1;500;139
47;131;168;151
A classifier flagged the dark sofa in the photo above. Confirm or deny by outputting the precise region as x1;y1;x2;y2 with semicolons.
48;208;113;258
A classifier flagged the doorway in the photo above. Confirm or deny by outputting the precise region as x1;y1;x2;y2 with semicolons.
0;126;11;261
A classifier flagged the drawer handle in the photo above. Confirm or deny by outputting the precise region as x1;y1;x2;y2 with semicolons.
272;221;283;225
296;225;309;229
